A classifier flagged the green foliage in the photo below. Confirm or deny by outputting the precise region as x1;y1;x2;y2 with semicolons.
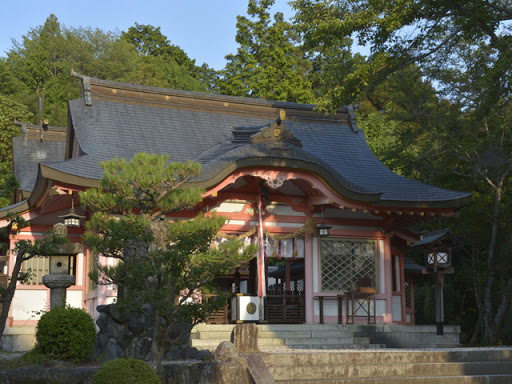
81;153;203;216
292;0;512;343
219;0;314;103
22;348;55;366
0;59;20;96
122;23;213;92
0;95;32;208
92;358;160;384
35;306;96;363
292;0;512;109
81;153;256;364
6;15;145;126
306;36;366;111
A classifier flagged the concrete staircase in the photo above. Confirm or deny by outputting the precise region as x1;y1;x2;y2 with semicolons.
191;324;384;351
259;348;512;383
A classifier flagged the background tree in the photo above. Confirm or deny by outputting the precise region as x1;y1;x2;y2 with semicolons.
122;23;216;91
292;0;512;109
292;0;512;343
79;153;255;370
6;14;141;126
218;0;314;103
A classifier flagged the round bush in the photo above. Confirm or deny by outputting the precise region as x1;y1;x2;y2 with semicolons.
36;305;97;363
92;358;160;384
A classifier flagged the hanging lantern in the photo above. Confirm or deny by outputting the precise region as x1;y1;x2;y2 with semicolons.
316;205;332;237
59;192;85;227
59;207;86;227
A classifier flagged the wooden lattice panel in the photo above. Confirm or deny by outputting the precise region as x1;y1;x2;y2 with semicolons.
321;239;377;292
21;256;50;285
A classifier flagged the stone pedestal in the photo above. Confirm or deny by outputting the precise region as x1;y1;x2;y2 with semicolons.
42;275;75;309
231;323;259;353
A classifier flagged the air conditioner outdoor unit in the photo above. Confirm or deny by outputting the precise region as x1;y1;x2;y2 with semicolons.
231;294;263;322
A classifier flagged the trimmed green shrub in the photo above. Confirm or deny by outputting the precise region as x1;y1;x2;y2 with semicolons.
36;305;97;363
92;358;160;384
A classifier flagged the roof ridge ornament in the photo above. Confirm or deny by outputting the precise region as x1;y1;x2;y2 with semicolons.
347;105;360;133
70;70;92;106
232;110;302;148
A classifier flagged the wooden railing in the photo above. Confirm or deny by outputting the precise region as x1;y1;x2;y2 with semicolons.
317;292;376;324
264;294;305;324
317;295;344;324
203;294;231;324
202;293;306;324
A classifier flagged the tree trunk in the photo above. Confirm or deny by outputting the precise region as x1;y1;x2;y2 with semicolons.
470;310;483;344
150;320;167;381
470;243;484;344
482;185;503;343
494;277;512;331
0;245;26;341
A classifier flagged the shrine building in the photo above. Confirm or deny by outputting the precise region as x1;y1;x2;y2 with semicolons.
0;73;472;330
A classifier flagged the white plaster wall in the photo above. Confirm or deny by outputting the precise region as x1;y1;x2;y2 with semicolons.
227;220;245;226
217;202;246;213
392;295;402;321
379;240;385;294
314;298;341;316
376;299;386;317
12;290;47;320
76;252;84;286
264;221;304;228
266;205;304;216
66;290;83;309
240;280;248;294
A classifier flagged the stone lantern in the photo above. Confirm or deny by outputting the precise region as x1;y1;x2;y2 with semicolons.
42;223;82;309
413;228;458;335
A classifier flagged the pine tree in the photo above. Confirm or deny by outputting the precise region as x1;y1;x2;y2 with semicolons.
80;153;255;369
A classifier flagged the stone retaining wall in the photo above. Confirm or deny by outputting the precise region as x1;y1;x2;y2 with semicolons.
0;342;251;384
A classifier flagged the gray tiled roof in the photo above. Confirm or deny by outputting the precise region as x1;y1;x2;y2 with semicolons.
41;79;471;207
404;257;425;272
12;136;66;193
412;228;461;247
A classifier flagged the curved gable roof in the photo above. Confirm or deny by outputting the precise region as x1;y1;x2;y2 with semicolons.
38;75;471;210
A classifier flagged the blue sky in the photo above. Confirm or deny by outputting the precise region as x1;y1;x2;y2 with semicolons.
0;0;294;70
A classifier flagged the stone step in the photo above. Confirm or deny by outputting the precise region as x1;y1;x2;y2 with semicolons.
194;330;363;339
257;324;383;332
282;344;386;350
193;323;384;332
268;361;512;381
194;331;233;339
192;337;285;348
192;324;235;332
259;331;315;339
275;375;512;384
191;324;378;353
283;337;370;345
260;349;512;366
